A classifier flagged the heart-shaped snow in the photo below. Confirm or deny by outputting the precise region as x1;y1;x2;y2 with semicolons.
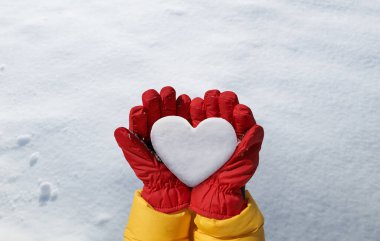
151;116;237;187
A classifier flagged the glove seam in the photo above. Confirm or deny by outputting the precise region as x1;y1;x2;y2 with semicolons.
154;201;190;213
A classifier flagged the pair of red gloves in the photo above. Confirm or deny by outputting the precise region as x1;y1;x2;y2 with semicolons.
114;86;264;220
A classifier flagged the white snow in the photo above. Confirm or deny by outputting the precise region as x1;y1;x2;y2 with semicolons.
16;135;31;147
0;0;379;240
29;152;39;167
151;116;237;187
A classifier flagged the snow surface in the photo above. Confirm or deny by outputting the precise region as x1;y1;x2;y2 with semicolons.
151;116;237;187
0;0;379;240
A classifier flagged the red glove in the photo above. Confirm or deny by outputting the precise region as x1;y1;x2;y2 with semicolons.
189;90;264;219
114;86;191;213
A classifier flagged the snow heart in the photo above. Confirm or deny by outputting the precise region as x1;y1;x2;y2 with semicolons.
151;116;237;187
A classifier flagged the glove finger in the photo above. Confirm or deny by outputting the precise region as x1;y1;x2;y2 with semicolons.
190;97;206;127
176;94;191;121
219;91;239;123
129;105;148;141
160;86;176;116
233;124;264;159
114;127;159;175
219;124;264;187
142;89;162;140
232;104;256;139
204;89;220;117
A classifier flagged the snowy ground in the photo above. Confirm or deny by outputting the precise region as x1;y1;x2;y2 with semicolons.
1;0;379;240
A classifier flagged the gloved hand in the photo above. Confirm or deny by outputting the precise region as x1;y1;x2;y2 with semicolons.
114;86;191;213
189;90;264;219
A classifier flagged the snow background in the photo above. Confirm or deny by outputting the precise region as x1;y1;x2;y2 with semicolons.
0;0;379;240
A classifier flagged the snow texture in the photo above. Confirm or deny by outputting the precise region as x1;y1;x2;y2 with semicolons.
0;0;379;240
151;116;237;187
